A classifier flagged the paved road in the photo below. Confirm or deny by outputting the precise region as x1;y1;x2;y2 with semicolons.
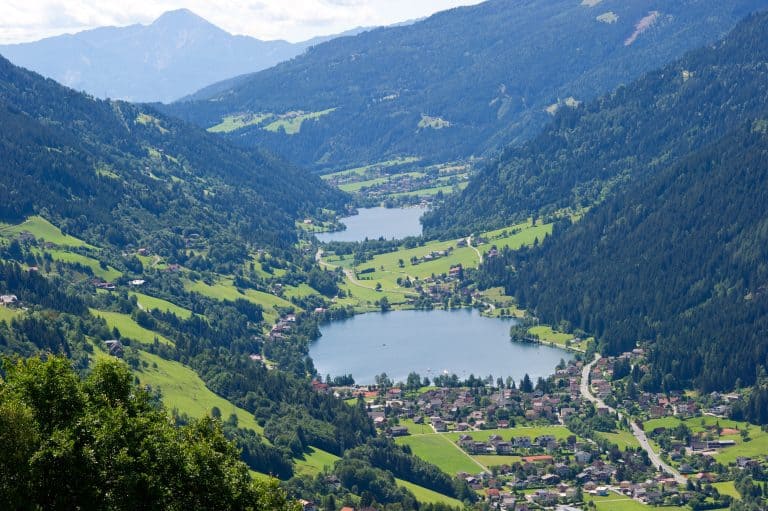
581;355;687;484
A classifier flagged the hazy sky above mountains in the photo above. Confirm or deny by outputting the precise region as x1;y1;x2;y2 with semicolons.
0;0;485;44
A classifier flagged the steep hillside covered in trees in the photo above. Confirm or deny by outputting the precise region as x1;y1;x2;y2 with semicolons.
423;9;768;237
453;11;768;396
0;55;346;256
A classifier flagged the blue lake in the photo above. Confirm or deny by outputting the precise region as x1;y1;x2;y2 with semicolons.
315;207;425;243
310;308;572;385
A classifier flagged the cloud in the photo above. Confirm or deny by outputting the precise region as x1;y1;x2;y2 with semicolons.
0;0;485;44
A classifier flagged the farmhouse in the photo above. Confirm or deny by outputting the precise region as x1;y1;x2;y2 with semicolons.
0;294;18;306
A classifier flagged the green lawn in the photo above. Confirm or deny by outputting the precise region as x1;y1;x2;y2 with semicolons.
0;216;92;247
0;307;20;323
713;481;739;499
90;309;173;346
585;493;688;511
527;325;573;344
444;426;574;443
134;350;263;434
294;447;340;477
472;455;522;467
396;479;463;508
396;434;484;475
131;292;193;319
282;284;319;300
399;419;432;435
597;430;641;450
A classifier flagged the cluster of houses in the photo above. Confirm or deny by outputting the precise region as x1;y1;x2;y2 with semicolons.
269;313;297;341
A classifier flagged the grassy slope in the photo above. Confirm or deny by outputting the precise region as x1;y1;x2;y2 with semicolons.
185;278;297;323
295;446;462;506
396;479;463;507
131;292;193;319
41;249;122;281
0;216;92;247
134;350;264;434
0;307;19;323
396;434;484;475
90;309;174;346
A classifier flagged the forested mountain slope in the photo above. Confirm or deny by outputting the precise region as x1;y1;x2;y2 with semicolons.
0;55;346;256
456;11;768;393
0;9;365;103
423;8;768;237
166;0;765;172
484;124;768;393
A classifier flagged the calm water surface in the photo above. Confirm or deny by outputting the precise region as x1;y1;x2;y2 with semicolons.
311;309;572;385
315;207;425;243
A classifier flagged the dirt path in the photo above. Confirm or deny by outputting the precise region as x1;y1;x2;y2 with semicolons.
315;248;382;291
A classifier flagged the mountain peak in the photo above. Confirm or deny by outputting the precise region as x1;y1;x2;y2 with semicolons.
152;9;213;29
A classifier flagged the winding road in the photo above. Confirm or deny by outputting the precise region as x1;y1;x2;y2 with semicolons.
581;355;687;484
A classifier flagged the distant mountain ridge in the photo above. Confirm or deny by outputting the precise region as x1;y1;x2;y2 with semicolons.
166;0;767;172
0;9;369;103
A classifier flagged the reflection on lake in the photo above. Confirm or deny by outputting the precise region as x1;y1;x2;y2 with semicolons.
310;308;572;385
315;207;424;243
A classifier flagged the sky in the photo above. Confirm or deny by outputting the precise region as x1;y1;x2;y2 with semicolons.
0;0;486;44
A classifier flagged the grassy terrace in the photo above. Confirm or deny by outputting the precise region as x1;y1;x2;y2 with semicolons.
90;309;174;346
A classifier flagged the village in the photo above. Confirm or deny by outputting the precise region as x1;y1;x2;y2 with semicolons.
303;349;766;511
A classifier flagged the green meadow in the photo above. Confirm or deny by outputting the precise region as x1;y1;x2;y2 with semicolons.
185;278;297;323
0;216;92;248
134;350;263;434
40;249;122;281
130;292;193;319
395;434;485;475
90;309;174;346
395;479;463;507
264;108;336;135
